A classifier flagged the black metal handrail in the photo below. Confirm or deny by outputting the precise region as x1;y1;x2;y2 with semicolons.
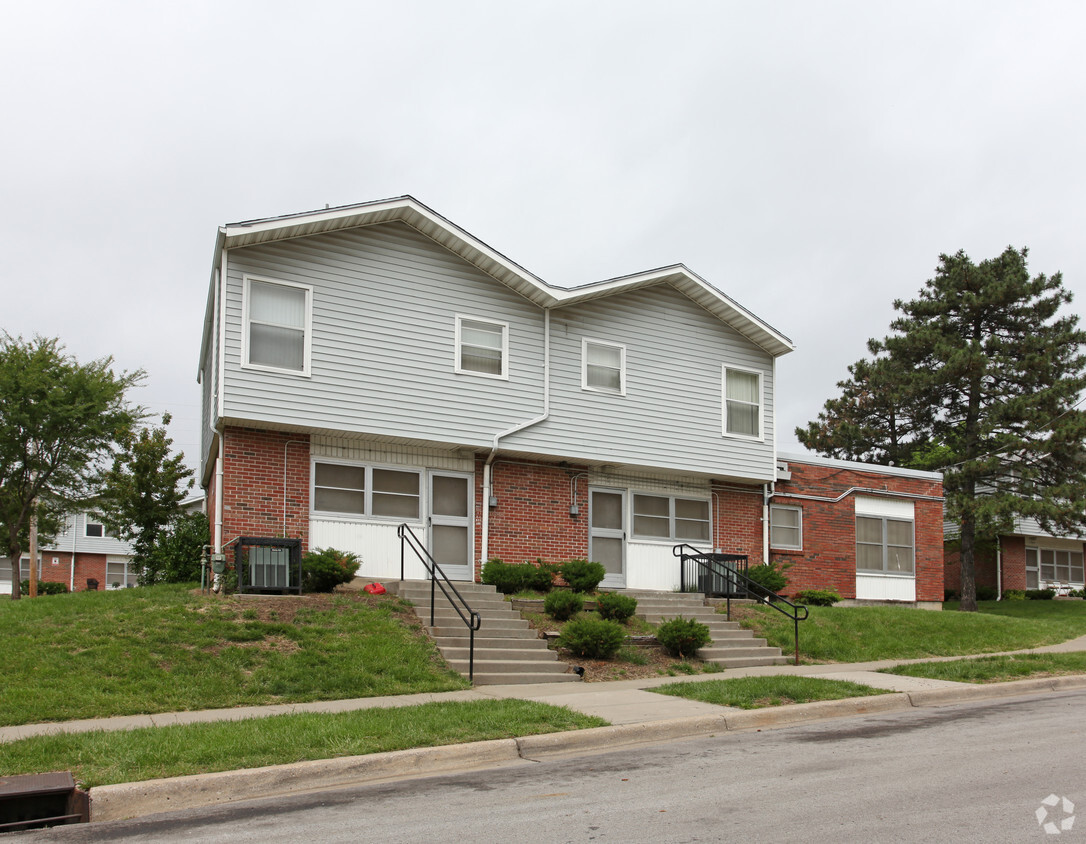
398;523;482;682
673;544;809;665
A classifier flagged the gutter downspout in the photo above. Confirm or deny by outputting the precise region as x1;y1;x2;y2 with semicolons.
70;514;77;592
215;433;225;554
763;484;772;564
996;537;1002;600
481;309;551;567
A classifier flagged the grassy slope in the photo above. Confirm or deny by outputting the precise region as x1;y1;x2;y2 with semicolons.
0;584;468;727
737;600;1086;662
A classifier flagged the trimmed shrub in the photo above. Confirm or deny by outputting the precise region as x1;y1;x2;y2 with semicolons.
19;580;69;595
544;589;584;621
596;591;638;621
482;558;527;594
656;616;712;657
794;588;840;607
1026;588;1057;600
975;585;999;601
1002;589;1026;601
558;617;626;659
560;559;607;593
1069;588;1086;599
744;560;789;594
301;547;361;593
526;560;557;593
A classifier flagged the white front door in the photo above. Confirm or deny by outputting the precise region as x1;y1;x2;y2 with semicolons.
428;472;474;581
589;488;626;589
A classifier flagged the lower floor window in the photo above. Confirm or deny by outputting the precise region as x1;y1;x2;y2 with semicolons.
856;515;914;574
1026;547;1084;588
313;462;421;520
107;558;139;589
632;494;710;542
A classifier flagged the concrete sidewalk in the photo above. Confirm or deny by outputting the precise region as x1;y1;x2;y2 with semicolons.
7;635;1086;823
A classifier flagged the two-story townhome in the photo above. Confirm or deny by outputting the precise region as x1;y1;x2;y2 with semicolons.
198;196;943;604
1;512;137;594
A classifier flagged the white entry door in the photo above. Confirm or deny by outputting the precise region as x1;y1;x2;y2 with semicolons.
589;488;626;589
428;472;474;581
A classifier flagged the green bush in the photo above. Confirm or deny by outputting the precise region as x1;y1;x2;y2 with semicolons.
300;547;361;593
526;560;557;593
596;591;638;621
1026;588;1057;600
744;560;789;594
560;559;607;593
975;585;999;601
1070;588;1086;599
944;589;959;602
19;580;69;595
794;589;840;607
481;558;526;594
1002;589;1026;601
656;616;712;657
558;617;626;659
544;589;584;621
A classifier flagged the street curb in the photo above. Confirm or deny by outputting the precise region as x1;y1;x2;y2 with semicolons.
89;739;521;822
86;676;1086;823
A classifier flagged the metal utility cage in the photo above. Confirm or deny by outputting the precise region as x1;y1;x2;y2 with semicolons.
234;538;302;595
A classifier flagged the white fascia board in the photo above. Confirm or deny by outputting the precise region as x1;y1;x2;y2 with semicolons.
778;451;944;482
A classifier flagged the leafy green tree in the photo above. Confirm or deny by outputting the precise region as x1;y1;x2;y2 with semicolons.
99;413;194;583
0;335;142;599
146;512;209;584
799;248;1086;611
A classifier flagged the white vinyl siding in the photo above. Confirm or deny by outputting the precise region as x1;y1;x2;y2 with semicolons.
723;366;762;439
582;339;625;395
455;315;508;379
770;505;802;550
632;493;710;542
243;276;312;375
312;461;420;521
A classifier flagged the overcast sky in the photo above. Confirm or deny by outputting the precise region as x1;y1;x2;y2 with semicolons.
3;1;1084;482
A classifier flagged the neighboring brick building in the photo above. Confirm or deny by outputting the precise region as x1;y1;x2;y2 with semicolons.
200;196;944;603
945;528;1085;598
1;512;137;595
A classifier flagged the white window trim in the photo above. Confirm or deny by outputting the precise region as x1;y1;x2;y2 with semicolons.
310;459;424;524
630;492;712;544
856;514;916;576
454;314;509;380
722;365;764;441
769;504;803;551
581;338;626;396
241;274;313;377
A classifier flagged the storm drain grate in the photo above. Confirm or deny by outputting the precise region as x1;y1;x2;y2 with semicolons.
0;771;88;832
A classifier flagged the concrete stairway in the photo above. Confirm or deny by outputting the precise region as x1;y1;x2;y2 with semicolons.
627;591;790;668
390;580;581;685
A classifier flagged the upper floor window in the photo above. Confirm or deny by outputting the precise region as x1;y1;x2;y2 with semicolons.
244;276;312;375
632;494;710;542
85;521;106;538
769;505;802;550
723;367;762;439
582;340;625;395
455;316;508;379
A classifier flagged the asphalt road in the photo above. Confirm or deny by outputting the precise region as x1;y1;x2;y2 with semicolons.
22;688;1086;843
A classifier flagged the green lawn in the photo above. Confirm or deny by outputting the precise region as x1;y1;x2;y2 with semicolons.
651;676;892;709
0;584;468;727
881;651;1086;683
0;700;607;788
736;599;1086;663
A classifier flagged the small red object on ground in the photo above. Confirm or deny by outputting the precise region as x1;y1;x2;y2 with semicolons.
363;583;386;595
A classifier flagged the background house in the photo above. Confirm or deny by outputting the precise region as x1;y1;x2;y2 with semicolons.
0;512;137;594
198;196;943;603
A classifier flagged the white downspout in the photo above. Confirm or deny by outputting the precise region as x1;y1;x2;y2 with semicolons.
215;433;225;554
481;309;551;566
996;537;1002;600
762;484;771;564
69;513;77;592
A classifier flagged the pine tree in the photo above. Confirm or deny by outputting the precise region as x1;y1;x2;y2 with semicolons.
799;247;1086;611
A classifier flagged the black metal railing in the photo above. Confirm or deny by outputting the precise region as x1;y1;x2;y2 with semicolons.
398;523;482;682
673;544;809;665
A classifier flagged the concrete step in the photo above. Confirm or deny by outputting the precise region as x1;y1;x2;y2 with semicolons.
433;635;546;650
429;625;538;640
699;644;779;660
470;671;583;685
446;658;570;674
706;654;792;668
439;645;556;661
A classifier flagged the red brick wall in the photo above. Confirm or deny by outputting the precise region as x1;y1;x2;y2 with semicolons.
1001;536;1027;591
480;458;590;577
771;461;945;602
32;552;109;591
710;486;763;559
221;426;310;563
944;535;1025;596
